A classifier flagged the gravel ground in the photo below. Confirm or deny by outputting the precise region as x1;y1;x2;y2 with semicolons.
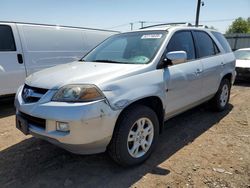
0;82;249;188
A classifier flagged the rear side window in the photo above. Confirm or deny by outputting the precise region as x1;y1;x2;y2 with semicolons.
212;31;232;53
194;31;218;58
0;25;16;51
167;31;195;60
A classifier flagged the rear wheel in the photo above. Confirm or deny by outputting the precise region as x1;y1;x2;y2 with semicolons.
108;105;159;166
210;79;231;111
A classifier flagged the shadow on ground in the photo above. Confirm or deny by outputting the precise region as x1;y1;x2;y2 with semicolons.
0;96;15;118
0;104;233;188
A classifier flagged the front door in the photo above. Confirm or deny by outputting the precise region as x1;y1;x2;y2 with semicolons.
0;24;26;96
163;30;203;117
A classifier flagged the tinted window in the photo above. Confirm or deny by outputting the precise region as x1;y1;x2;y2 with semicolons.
212;31;232;53
195;31;217;58
167;31;195;60
0;25;16;51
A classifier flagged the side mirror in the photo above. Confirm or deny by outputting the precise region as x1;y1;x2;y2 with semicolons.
164;51;187;66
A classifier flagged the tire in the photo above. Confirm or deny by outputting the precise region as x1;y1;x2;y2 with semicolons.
108;105;159;167
210;78;231;111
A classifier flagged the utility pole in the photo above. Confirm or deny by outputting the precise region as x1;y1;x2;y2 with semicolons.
139;21;146;29
130;23;133;31
195;0;204;27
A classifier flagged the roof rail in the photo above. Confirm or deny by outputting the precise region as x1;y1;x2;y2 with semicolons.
141;22;212;30
194;25;209;28
141;22;192;29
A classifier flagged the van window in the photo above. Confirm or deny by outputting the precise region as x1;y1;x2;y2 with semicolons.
0;25;16;51
194;31;217;58
212;31;232;53
167;31;195;60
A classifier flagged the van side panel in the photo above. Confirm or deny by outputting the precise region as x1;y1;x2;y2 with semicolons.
17;24;86;75
17;24;115;76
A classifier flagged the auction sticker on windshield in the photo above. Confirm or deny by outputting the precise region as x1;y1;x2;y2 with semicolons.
141;34;162;39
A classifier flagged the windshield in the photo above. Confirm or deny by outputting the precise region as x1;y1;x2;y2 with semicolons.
82;31;167;64
234;50;250;60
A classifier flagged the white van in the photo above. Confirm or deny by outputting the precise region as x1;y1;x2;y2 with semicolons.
0;22;118;96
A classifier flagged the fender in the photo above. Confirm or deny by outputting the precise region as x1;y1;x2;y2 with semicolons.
101;69;166;111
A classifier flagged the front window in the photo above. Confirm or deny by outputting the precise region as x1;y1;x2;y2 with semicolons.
0;25;16;51
82;31;167;64
234;50;250;60
166;31;196;60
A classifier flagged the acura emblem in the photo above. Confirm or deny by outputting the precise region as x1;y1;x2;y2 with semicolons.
23;88;33;99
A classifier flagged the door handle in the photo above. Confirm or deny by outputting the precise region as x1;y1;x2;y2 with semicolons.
221;62;225;66
17;54;23;64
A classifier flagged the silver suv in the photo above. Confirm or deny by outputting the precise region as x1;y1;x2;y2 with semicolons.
15;23;236;166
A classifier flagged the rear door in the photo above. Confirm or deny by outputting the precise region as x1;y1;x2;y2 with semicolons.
193;31;223;98
0;24;26;96
164;30;203;117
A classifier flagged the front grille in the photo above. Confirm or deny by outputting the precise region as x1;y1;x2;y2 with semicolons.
19;111;46;129
22;84;48;103
236;67;250;73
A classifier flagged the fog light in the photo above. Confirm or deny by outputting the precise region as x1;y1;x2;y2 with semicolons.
56;122;69;132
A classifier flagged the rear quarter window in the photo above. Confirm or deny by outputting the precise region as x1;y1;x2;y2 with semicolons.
0;25;16;51
212;31;232;53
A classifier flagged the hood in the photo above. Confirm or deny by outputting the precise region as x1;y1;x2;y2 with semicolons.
236;59;250;68
25;61;145;89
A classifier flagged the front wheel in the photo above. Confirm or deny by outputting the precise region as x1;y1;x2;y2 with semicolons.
210;79;231;111
108;105;159;166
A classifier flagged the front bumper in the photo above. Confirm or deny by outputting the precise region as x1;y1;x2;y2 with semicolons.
15;86;120;154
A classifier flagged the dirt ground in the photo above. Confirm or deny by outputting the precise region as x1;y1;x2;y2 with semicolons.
0;82;249;188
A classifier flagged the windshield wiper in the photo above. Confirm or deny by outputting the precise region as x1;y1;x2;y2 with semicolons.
93;59;121;63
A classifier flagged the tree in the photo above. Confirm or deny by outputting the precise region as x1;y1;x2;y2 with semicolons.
226;17;250;34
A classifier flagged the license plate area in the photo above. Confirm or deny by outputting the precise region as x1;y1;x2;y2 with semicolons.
16;114;29;135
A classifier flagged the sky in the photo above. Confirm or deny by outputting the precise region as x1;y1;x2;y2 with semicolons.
0;0;249;33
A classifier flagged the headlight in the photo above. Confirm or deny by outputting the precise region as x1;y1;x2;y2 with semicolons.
52;84;104;102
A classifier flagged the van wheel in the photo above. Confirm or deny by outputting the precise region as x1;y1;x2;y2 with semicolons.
210;79;231;111
108;105;159;166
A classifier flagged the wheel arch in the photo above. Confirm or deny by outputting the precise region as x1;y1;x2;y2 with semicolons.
114;96;165;135
222;72;232;84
